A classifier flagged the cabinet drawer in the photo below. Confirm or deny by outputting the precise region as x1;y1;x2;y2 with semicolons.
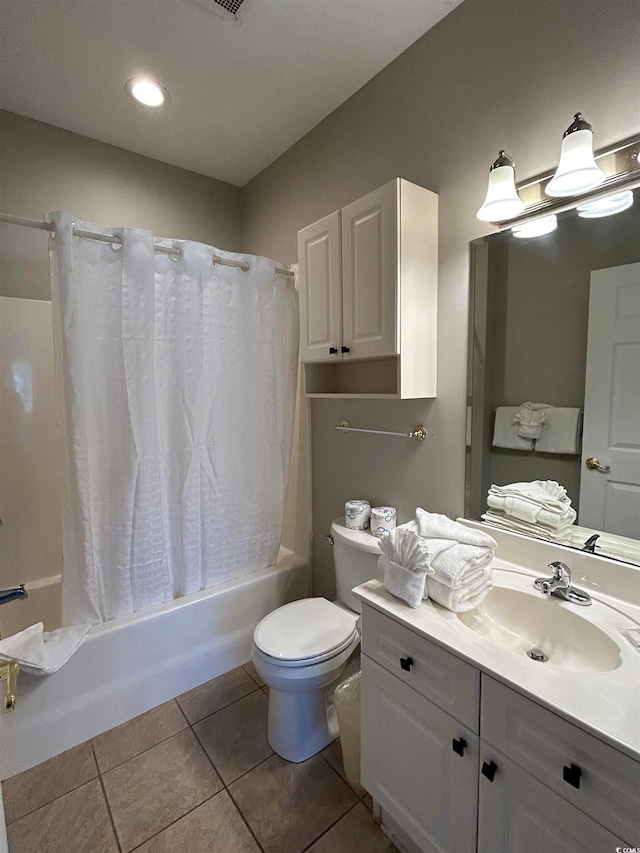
478;747;625;853
361;605;479;731
482;675;640;844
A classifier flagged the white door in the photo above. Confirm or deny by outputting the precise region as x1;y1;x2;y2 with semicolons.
477;750;624;852
341;180;397;360
361;656;478;853
579;262;640;537
297;211;342;362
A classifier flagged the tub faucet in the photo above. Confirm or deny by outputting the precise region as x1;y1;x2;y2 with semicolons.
0;585;28;605
534;562;591;606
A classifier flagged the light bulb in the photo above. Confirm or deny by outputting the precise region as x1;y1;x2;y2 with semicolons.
477;151;525;222
512;215;558;239
126;78;167;108
546;113;605;197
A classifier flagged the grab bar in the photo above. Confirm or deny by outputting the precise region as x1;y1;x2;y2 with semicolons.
335;420;428;441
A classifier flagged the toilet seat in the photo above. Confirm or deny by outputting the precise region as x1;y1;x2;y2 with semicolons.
254;597;358;666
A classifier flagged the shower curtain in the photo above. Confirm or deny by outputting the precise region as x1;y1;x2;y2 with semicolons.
49;211;298;625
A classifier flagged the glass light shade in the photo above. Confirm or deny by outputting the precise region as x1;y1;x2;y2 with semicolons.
477;164;525;222
126;78;166;107
512;215;558;239
577;190;634;218
546;128;605;197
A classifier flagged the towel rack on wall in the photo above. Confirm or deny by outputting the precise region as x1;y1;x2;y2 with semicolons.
335;420;428;441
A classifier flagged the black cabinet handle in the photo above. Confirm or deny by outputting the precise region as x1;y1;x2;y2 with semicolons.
452;737;467;757
481;760;497;782
563;763;581;789
400;656;413;672
329;347;338;354
341;345;350;353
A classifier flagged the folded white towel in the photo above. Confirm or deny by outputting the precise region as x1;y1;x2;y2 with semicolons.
513;402;552;440
487;480;576;531
0;623;91;675
428;543;494;589
535;408;582;455
416;510;498;549
379;555;429;608
493;407;534;451
427;575;494;612
489;479;569;506
482;510;575;542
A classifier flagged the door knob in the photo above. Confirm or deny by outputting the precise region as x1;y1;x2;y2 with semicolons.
585;457;610;473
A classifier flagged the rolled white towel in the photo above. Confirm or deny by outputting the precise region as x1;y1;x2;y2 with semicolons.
379;555;429;609
429;543;494;590
427;574;494;612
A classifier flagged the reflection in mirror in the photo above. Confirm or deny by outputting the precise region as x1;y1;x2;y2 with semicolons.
466;186;640;566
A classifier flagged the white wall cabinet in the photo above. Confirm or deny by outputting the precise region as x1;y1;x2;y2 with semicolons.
360;603;633;853
297;178;438;398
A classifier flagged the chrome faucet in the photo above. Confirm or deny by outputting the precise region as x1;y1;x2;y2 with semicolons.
534;562;592;606
582;533;600;553
0;585;28;606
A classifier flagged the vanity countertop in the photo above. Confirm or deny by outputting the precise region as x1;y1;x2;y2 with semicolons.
354;559;640;761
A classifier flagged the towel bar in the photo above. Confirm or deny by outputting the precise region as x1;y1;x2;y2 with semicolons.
335;420;428;441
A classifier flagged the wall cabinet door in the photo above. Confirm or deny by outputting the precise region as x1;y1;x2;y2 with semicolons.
298;211;342;362
361;656;478;853
477;749;625;853
341;181;397;360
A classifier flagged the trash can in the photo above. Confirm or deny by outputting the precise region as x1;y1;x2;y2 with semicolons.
334;671;364;793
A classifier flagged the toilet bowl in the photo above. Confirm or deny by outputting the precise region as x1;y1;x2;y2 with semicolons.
252;520;381;763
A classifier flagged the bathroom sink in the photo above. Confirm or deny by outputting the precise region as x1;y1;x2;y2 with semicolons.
456;587;623;674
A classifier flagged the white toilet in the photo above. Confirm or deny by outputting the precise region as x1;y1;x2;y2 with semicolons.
252;518;381;763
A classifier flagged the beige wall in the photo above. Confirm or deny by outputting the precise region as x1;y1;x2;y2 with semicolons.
0;110;242;301
240;0;640;599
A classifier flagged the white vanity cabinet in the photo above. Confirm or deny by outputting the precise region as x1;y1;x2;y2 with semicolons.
359;603;634;853
297;178;438;398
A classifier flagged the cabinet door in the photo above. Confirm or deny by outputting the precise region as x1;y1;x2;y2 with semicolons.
361;656;477;853
298;211;342;362
341;181;397;360
478;749;625;853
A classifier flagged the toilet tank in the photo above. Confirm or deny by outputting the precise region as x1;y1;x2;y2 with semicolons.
331;518;382;613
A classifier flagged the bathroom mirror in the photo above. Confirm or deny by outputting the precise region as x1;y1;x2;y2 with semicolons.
466;186;640;565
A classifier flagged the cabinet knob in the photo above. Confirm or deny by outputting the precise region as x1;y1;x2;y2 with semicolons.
481;760;497;782
341;345;350;354
399;656;413;672
329;347;338;355
452;737;467;757
563;763;581;789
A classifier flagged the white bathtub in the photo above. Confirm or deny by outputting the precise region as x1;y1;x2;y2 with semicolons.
0;548;309;779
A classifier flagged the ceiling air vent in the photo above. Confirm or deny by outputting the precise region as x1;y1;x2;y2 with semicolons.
191;0;247;20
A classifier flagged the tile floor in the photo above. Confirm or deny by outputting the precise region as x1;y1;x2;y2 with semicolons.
3;663;397;853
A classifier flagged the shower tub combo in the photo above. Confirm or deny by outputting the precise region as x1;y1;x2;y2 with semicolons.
0;550;309;780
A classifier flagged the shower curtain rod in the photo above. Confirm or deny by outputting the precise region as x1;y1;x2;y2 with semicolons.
0;212;296;279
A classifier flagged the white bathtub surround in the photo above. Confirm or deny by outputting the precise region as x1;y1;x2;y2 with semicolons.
49;212;298;626
0;549;309;779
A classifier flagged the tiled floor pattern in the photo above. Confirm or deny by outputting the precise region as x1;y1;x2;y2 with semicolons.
4;663;397;853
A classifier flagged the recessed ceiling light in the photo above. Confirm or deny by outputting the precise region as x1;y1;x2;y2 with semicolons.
125;77;167;108
511;215;558;239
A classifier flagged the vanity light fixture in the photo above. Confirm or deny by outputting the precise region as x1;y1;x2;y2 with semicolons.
511;214;557;239
545;113;606;197
577;190;634;218
125;77;168;108
476;151;525;222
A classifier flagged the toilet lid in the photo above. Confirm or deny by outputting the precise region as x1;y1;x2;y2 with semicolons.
254;598;358;661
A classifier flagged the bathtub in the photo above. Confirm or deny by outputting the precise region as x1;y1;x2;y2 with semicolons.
0;548;309;779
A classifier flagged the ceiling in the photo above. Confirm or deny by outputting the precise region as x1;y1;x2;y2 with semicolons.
0;0;462;186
